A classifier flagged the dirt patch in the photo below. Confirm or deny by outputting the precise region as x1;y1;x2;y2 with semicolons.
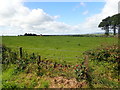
48;76;87;88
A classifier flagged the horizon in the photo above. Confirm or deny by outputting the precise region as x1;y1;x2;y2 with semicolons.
1;32;116;36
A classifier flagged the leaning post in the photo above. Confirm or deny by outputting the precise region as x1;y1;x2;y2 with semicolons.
19;47;23;59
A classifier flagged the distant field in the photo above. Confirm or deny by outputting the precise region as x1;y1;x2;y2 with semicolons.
2;36;118;64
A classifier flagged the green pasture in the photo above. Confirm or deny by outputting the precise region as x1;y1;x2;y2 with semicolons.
2;36;118;64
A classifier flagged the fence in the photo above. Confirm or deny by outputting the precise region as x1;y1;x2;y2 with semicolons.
7;46;85;63
12;46;88;69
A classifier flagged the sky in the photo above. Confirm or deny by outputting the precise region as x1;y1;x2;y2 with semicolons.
0;0;119;35
24;2;105;25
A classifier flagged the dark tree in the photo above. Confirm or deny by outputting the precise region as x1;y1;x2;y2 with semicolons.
24;33;37;36
98;13;120;36
98;16;111;36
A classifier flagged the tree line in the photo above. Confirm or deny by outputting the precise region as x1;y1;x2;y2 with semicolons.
18;33;42;36
98;13;120;36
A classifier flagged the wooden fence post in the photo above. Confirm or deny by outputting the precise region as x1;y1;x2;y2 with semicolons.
37;55;41;75
54;62;57;68
20;47;22;59
84;55;89;68
84;55;93;88
37;55;41;66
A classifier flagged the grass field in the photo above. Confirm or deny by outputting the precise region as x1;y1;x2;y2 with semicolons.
2;36;118;64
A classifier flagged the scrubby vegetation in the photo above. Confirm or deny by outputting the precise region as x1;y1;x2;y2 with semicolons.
1;45;77;88
84;44;119;88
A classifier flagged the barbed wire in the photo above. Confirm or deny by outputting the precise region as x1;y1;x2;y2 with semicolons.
2;46;84;59
44;56;83;59
7;46;84;52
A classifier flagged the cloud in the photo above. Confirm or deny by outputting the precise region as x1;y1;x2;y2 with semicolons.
118;1;120;13
82;10;89;15
72;2;86;11
80;2;86;7
0;0;76;35
76;0;119;34
0;0;119;35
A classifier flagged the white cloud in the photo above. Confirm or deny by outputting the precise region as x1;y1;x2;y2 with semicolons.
76;0;119;34
80;2;86;7
0;0;74;35
82;10;89;15
72;2;86;11
0;0;119;35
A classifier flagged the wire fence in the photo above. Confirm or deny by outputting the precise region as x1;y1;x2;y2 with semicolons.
7;46;85;60
7;46;84;52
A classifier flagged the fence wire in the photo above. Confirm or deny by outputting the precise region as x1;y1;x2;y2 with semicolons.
5;46;84;60
7;46;84;52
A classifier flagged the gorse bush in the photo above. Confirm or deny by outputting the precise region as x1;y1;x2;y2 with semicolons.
83;44;119;88
2;45;34;72
2;45;80;88
2;45;76;77
2;45;15;70
84;44;119;63
74;64;87;81
85;44;119;76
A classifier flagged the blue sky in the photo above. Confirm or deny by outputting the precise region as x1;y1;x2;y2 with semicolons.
24;2;105;25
